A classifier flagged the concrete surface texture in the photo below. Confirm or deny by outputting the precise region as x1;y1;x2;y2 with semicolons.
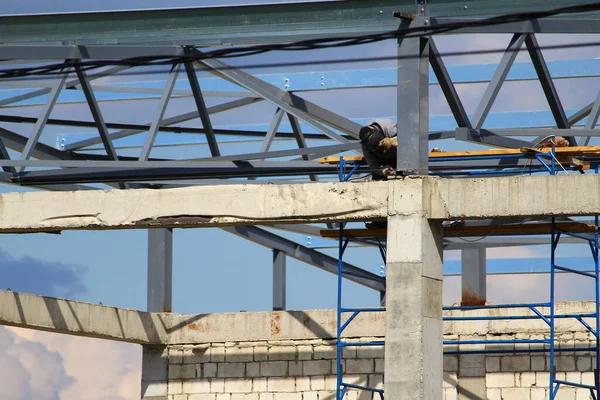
1;175;600;233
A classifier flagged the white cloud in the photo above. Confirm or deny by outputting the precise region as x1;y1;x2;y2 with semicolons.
0;326;74;400
5;327;141;400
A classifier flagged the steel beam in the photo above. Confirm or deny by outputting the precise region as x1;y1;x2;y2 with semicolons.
289;114;319;182
222;225;385;292
18;67;70;172
525;33;575;145
74;65;119;161
139;64;180;161
583;90;600;146
64;97;262;151
461;248;486;306
430;17;600;34
147;228;173;313
428;38;471;129
184;61;220;157
0;45;186;59
397;20;429;175
194;53;359;141
472;34;526;129
272;249;286;311
455;127;533;148
0;65;131;107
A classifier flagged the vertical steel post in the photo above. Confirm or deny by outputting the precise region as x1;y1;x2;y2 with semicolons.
550;219;557;399
461;248;487;306
147;228;173;313
396;1;429;175
272;249;286;311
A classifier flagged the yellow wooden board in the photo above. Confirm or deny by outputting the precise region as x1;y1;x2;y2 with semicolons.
317;146;600;164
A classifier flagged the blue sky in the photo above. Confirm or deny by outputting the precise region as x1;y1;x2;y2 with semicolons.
1;1;600;399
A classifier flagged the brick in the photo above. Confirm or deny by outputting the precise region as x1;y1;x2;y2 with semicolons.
184;346;211;364
444;388;458;400
342;346;356;359
375;359;385;373
203;364;217;378
536;372;550;386
487;372;515;388
210;379;224;392
258;394;273;400
577;357;592;371
557;356;576;372
169;364;197;380
345;359;373;374
532;356;546;371
224;378;252;393
211;347;225;363
289;361;303;376
531;388;546;400
260;361;288;377
253;378;267;392
254;347;269;362
231;395;258;400
190;395;216;400
356;345;384;359
459;354;485;376
169;348;184;365
267;377;295;392
444;356;458;372
183;379;211;394
268;346;296;361
218;363;245;378
172;395;187;400
582;372;595;386
576;389;591;400
486;388;501;400
443;372;457;388
246;363;260;378
316;391;335;400
486;357;500;372
216;395;230;400
520;372;536;387
303;360;331;376
301;393;317;400
501;388;531;400
555;388;576;400
324;375;337;391
273;394;300;400
296;377;310;391
296;345;312;361
313;345;336;360
168;380;183;395
310;376;325;390
226;347;254;363
501;355;530;372
566;371;581;384
369;375;384;390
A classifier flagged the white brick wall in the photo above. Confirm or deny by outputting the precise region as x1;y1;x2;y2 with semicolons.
147;304;600;400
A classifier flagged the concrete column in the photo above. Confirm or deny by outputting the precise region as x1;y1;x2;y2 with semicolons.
273;249;286;311
147;228;173;313
461;248;486;306
385;214;444;399
141;345;168;400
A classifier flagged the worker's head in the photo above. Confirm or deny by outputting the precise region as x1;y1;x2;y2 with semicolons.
359;124;384;150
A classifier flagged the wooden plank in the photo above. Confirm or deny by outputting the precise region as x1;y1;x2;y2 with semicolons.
318;146;600;164
320;222;597;239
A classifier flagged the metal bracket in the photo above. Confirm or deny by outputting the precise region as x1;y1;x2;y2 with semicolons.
393;12;416;20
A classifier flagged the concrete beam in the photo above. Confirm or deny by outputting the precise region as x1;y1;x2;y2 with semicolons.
0;175;599;233
0;290;166;344
0;182;388;233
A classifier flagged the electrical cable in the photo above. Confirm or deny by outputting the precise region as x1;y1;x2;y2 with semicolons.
1;1;600;80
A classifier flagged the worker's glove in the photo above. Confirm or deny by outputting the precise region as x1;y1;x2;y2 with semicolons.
381;166;396;177
377;137;398;153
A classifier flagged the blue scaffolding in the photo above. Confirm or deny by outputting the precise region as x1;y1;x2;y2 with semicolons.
332;151;600;400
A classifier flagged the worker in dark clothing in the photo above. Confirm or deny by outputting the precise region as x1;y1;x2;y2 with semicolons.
359;119;398;180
